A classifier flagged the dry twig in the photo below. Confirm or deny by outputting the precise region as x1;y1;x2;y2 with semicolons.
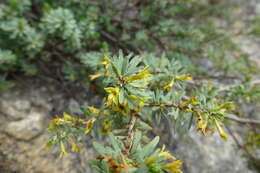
225;114;260;126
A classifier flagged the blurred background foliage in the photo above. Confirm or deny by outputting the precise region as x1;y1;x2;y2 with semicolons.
0;0;259;172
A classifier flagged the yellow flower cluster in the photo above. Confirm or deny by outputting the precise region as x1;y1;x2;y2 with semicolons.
102;55;110;71
112;103;128;115
103;65;152;113
130;95;147;108
158;145;176;160
103;119;111;134
89;56;153;114
48;112;83;131
195;112;228;141
59;141;68;158
214;119;228;141
84;118;96;134
89;72;102;80
163;74;192;91
88;55;111;80
125;66;152;86
88;106;100;115
175;74;192;81
48;112;97;141
145;145;183;173
196;113;207;136
163;79;175;91
163;160;183;173
104;87;120;107
59;138;81;158
184;96;201;106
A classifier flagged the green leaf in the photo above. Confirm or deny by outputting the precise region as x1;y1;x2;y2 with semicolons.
136;163;149;173
136;121;152;131
89;160;109;173
188;114;194;130
93;142;107;155
126;55;142;75
108;134;121;152
130;130;142;154
111;61;120;77
140;136;160;159
121;56;128;75
119;89;125;104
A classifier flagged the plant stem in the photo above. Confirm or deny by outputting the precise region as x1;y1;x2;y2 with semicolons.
146;103;209;113
124;115;137;156
226;126;256;160
226;114;260;126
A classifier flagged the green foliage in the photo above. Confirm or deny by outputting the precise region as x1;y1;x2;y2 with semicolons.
0;0;251;91
250;17;260;37
41;7;82;51
47;53;235;172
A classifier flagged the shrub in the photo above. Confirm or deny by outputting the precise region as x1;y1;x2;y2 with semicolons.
0;0;259;172
47;53;234;172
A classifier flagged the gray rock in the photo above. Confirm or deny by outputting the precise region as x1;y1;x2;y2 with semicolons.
256;3;260;15
0;93;31;120
4;110;44;141
68;98;82;114
0;84;95;173
173;127;255;173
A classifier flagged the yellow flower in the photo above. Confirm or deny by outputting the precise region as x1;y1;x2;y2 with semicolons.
163;80;175;91
59;141;68;158
102;55;111;71
145;157;156;166
196;113;207;136
159;145;176;160
63;112;74;121
130;95;147;108
71;144;80;152
88;106;100;115
175;74;192;81
160;151;176;160
68;138;80;152
163;160;183;173
214;119;228;141
84;118;96;134
186;96;201;106
104;87;120;107
48;117;61;130
89;72;102;80
112;103;128;115
103;119;111;134
197;119;207;136
125;66;152;83
218;102;235;111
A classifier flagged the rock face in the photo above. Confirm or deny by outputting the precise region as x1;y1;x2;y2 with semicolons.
232;0;260;67
0;83;94;173
0;80;256;173
173;127;255;173
4;111;44;141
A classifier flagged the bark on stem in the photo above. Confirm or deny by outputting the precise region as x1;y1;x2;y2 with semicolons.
124;115;137;156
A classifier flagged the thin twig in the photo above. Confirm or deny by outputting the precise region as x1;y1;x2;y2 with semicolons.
146;103;209;114
218;79;260;92
226;114;260;126
147;103;260;127
226;126;256;160
100;30;140;54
